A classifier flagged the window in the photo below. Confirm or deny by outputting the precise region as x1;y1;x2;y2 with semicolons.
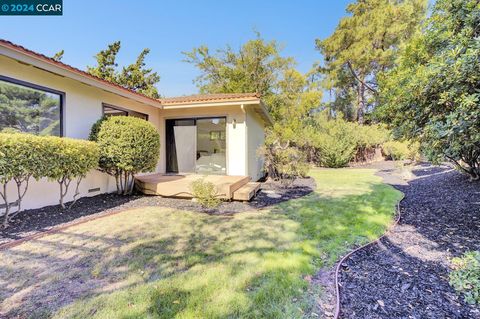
102;103;148;120
0;76;63;136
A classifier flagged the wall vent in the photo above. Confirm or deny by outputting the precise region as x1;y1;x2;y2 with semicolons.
88;187;101;193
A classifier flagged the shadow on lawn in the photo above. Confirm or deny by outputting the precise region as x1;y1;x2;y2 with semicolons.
0;179;398;319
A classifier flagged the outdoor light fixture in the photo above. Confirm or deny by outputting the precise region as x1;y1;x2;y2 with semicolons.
233;118;237;128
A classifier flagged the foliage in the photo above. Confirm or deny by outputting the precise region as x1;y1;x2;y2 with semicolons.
259;137;309;185
52;50;64;62
190;178;221;209
382;141;410;160
0;133;98;226
449;251;480;305
90;116;160;195
42;136;99;209
0;133;47;227
87;41;160;98
311;113;358;168
378;0;480;180
0;79;61;136
316;0;427;122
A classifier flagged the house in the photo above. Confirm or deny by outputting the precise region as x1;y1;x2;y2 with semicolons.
0;39;272;210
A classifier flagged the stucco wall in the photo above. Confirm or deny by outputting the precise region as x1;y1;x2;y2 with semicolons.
0;55;162;211
246;108;266;181
159;105;248;177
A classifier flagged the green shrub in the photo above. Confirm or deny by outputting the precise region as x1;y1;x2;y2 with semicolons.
449;251;480;305
382;140;421;161
190;178;221;209
259;138;309;185
90;116;160;195
43;136;99;209
0;133;47;227
353;124;391;162
312;114;357;168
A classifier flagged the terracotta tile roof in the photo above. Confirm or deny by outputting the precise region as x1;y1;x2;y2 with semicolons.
0;39;161;105
160;93;261;105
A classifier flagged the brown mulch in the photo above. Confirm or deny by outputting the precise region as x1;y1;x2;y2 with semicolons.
338;162;480;318
0;177;315;247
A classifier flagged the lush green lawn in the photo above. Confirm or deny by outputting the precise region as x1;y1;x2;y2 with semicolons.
0;168;402;319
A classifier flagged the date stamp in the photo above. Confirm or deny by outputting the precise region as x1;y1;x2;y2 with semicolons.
0;0;62;15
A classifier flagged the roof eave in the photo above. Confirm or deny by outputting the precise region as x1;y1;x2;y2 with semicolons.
0;43;163;109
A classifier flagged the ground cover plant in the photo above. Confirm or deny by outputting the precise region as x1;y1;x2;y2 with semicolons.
0;168;401;318
450;251;480;305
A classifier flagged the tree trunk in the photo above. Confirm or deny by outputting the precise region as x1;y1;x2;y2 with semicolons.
357;82;366;125
1;183;10;228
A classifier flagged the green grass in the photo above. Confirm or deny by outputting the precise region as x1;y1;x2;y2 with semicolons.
0;168;402;319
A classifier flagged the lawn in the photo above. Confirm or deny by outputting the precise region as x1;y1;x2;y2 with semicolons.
0;168;402;319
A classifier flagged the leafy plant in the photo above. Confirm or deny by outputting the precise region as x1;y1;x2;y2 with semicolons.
90;116;160;195
190;178;221;209
43;136;99;209
378;0;480;180
449;251;480;305
0;133;47;227
311;113;357;168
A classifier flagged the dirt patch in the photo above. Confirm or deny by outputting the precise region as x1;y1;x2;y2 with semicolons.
338;162;480;318
1;177;315;247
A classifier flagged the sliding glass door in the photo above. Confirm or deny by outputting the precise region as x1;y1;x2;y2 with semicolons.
166;117;226;175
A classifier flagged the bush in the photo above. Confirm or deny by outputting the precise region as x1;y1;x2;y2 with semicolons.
312;114;357;168
354;124;391;162
449;251;480;305
90;116;160;195
43;136;99;209
259;139;309;186
190;178;221;209
382;140;420;161
0;133;47;227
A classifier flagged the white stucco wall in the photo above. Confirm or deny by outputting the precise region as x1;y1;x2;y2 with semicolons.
246;108;266;181
0;55;162;211
159;105;248;177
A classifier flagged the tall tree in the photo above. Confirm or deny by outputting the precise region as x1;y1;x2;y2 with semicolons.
87;41;121;83
378;0;480;180
117;49;161;99
183;33;296;117
316;0;427;123
87;42;160;98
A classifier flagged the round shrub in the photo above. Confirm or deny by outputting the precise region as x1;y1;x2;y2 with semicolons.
91;116;160;195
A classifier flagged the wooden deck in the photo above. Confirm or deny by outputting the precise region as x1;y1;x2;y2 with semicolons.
135;174;253;200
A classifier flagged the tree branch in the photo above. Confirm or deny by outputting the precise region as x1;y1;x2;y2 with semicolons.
346;61;378;95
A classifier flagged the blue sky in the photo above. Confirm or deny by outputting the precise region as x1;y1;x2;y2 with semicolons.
0;0;352;97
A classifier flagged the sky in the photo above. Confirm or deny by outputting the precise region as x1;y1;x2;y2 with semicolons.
0;0;352;97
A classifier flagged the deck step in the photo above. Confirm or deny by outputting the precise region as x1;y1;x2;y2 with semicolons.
232;182;261;201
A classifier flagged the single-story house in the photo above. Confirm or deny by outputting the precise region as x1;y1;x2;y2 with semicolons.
0;39;272;210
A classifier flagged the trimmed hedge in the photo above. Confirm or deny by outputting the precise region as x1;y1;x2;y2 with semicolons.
0;133;99;227
90;116;160;195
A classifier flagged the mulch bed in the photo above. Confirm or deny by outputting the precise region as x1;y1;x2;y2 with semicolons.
339;162;480;318
0;177;315;246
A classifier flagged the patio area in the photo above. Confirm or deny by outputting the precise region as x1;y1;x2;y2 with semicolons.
135;173;260;201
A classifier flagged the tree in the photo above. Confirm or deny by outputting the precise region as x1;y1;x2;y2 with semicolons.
183;33;295;116
378;0;480;180
87;41;120;83
87;42;160;98
117;49;161;99
316;0;427;123
52;50;64;62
